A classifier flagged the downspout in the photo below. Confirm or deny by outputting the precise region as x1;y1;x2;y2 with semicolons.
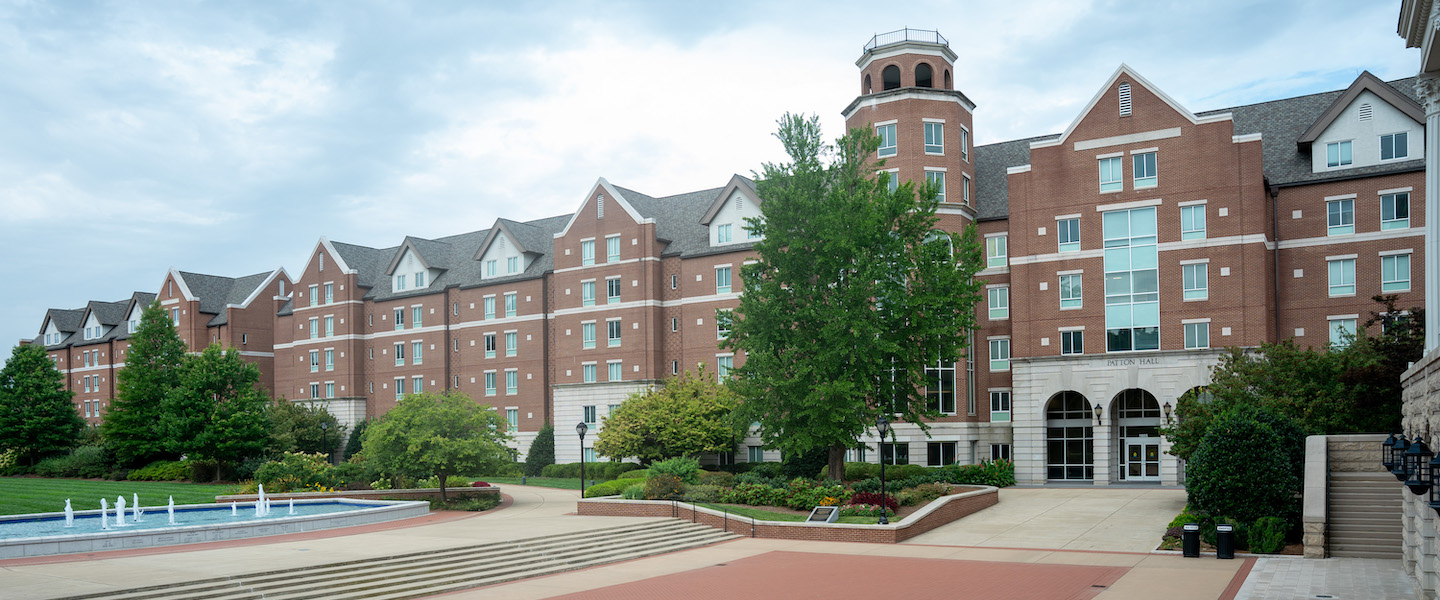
1270;183;1280;339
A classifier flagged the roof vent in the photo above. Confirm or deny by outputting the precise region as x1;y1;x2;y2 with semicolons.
735;195;743;212
1358;103;1373;121
1119;82;1132;117
597;194;605;218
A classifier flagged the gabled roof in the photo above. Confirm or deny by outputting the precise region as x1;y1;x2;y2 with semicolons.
553;177;653;239
384;236;452;275
209;269;283;327
1031;63;1231;150
699;175;761;225
615;183;732;257
473;218;549;262
1296;70;1424;148
40;307;85;337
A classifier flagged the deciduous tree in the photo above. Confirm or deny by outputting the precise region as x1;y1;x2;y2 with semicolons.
594;365;741;464
362;391;512;502
160;344;272;476
0;344;85;465
103;301;186;466
268;398;344;458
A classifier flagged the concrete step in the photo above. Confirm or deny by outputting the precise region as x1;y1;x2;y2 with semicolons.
55;520;737;600
1329;515;1401;529
1330;541;1402;559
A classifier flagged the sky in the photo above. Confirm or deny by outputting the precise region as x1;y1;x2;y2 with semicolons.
0;0;1422;362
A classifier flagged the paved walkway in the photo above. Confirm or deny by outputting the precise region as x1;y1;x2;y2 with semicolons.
903;486;1187;552
1234;556;1417;600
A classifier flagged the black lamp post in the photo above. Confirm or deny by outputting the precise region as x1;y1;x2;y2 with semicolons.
1383;433;1398;471
1092;403;1103;423
1162;402;1173;426
576;421;588;497
1406;437;1434;496
1393;434;1412;482
876;415;891;525
320;421;331;465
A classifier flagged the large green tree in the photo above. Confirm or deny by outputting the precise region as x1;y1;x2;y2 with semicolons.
362;390;512;502
594;365;741;464
160;344;272;476
103;301;187;466
0;344;85;465
267;398;344;459
723;114;984;481
523;423;555;477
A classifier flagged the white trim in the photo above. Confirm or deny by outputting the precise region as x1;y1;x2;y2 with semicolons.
316;238;357;275
1055;213;1081;220
1036;63;1221;150
1128;147;1159;154
986;335;1011;341
924;166;947;172
553;177;655;239
843;91;975;120
1327;314;1361;321
985;283;1009;290
1176;199;1208;207
167;269;198;302
1096;198;1162;212
1324;193;1358;201
1232;133;1262;144
874;119;898;127
1007;165;1032;175
1325;254;1359;261
553;256;661;274
1096;151;1124;159
160;298;180;306
1178;258;1211;265
1057;325;1085;332
922;117;946;123
1379;248;1415;257
1056;268;1084;276
1272;228;1423;250
1075;127;1182;151
238;351;275;358
1379;186;1415;195
1180;318;1212;324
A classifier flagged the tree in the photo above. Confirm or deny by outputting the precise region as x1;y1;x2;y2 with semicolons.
0;344;85;465
594;365;741;464
268;399;344;458
103;301;187;466
362;391;512;502
343;417;371;462
524;423;555;477
1186;405;1306;526
160;344;272;477
724;114;984;481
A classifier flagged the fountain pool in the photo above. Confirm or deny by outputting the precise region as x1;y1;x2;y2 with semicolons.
0;498;429;559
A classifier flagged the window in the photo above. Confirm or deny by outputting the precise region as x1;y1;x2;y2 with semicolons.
309;285;318;307
926;357;955;414
717;223;732;243
1184;322;1209;349
1328;258;1355;297
1182;264;1208;301
716;267;732;294
507;409;519;432
1382;132;1409;160
748;446;764;463
485;260;497;277
484;297;495;320
606;236;620;262
881;442;910;465
989;338;1010;371
926;170;945;203
310;351;320;373
412;342;423;365
394;378;404;401
986;235;1007;269
1327;199;1354;235
325;316;334;337
672;318;679;332
1103;207;1160;352
453;302;458;316
1382;253;1411;292
927;442;957;467
882;170;898;192
717;311;731;340
582;281;595;307
1180;205;1206;240
670;274;678;289
1099;157;1123;192
505;332;517;357
988;287;1009;320
393;308;404;330
672;360;679;375
962;174;971;204
394;343;404;366
877;123;897;158
507;257;519;274
607;319;621;347
582;405;597;425
1061;330;1083;355
990;391;1011;422
485;372;496;396
325;349;334;371
718;355;734;380
961;128;969;162
608;361;622;382
415;271;425;287
309;318;318;339
582;323;596;349
924;122;944;154
1060;274;1082;309
581;240;595;266
171;308;179;325
1383;193;1410;230
485;334;497;358
324;283;333;304
1132;152;1156;188
1330;318;1357;348
1057;218;1080;252
326;383;335;399
991;444;1011;461
607;278;621;304
396;274;407;291
505;293;517;317
505;370;518;395
1327;141;1352;167
582;364;596;383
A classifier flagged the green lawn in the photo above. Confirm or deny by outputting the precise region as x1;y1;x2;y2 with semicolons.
0;478;239;516
696;502;881;524
479;476;585;490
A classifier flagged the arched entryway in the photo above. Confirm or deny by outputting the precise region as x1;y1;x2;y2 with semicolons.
1113;389;1162;482
1046;391;1094;480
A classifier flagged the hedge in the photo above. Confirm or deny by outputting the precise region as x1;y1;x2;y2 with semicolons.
583;477;645;498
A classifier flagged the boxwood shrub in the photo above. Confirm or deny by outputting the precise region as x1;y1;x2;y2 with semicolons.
1186;405;1305;526
584;477;645;498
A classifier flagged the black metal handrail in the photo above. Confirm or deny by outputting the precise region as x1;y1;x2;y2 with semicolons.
864;28;948;52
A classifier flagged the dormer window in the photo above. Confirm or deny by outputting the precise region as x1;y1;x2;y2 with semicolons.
486;260;497;277
718;224;733;244
1326;141;1353;168
396;274;407;291
128;319;138;333
1381;132;1409;160
415;271;426;287
507;257;519;274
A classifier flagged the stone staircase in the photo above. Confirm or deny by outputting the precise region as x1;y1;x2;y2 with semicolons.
54;520;737;600
1327;449;1402;559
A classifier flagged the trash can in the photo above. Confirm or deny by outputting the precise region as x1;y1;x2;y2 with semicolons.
1215;524;1235;559
1182;523;1200;557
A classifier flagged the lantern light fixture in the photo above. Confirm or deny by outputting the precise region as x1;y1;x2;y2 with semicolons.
1393;434;1412;482
1405;437;1434;496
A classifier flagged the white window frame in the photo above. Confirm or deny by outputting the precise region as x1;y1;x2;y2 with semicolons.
985;235;1007;269
989;390;1011;422
581;239;595;266
1057;217;1080;252
1327;198;1354;236
1180;204;1206;240
1328;258;1356;297
1382;252;1411;293
606;235;621;263
1382;192;1411;230
926;169;946;203
505;369;518;395
989;338;1010;372
1183;320;1210;350
716;266;733;294
607;360;623;382
1182;263;1208;301
1381;132;1409;161
877;123;897;158
1060;329;1083;355
1132;151;1157;189
1326;140;1353;168
1099;156;1123;192
1059;273;1082;309
505;331;518;357
1329;316;1358;348
988;286;1009;320
484;372;497;396
924;121;944;155
607;318;622;348
582;363;597;383
581;322;596;350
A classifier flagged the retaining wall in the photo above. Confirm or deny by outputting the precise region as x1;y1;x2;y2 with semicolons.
215;486;499;503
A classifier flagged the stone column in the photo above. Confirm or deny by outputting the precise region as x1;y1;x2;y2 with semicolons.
1419;75;1440;353
1092;422;1111;486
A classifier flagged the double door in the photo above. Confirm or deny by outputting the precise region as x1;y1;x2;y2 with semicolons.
1122;437;1160;482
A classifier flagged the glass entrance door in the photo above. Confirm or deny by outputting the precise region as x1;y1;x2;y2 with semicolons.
1123;437;1160;482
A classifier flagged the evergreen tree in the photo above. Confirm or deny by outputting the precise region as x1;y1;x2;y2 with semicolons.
161;344;272;477
343;417;370;461
103;301;186;466
524;423;555;476
0;344;85;465
267;399;344;457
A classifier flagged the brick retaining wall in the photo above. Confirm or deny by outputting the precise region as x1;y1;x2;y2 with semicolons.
577;485;998;544
215;486;499;503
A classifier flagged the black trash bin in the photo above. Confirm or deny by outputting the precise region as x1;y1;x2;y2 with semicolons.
1215;524;1235;559
1182;523;1200;557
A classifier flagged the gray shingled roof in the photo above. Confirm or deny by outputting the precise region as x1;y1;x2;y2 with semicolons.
207;271;273;327
615;185;740;257
112;292;157;342
37;307;85;348
970;76;1425;219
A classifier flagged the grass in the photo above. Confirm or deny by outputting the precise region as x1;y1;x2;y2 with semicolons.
695;502;880;524
0;477;239;516
479;476;585;490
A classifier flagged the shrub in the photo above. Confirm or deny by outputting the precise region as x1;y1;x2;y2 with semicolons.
782;478;850;510
1202;516;1246;548
418;474;471;488
253;452;337;492
649;457;701;484
840;503;893;518
585;477;645;498
697;470;734;488
781;448;829;479
431;494;500;512
896;482;950;506
331;458;380;490
1186;405;1306;526
128;460;190;481
734;471;786;488
684;484;722;503
843;461;878;481
34;446;112;479
644;474;685;500
848;491;899;512
720;483;787;506
621;483;645;499
524;424;555;476
942;460;1016;487
747;462;784;478
618;468;649;480
491;462;523;477
1250;517;1288;553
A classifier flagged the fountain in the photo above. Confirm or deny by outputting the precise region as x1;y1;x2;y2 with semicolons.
167;496;176;526
114;496;126;526
64;500;74;528
132;493;142;523
231;502;237;516
99;499;109;530
288;498;295;515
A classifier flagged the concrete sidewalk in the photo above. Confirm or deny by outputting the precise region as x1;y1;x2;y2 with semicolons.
902;486;1187;552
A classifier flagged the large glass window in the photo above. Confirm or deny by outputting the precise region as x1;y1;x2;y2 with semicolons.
926;170;946;203
1099;157;1123;192
1060;274;1082;309
988;287;1009;320
989;338;1010;371
924;122;944;154
1184;322;1209;349
1180;205;1206;240
1182;264;1208;301
1328;259;1355;297
1133;152;1157;188
1383;193;1410;230
877;123;897;158
1104;207;1159;351
1327;141;1352;167
1057;218;1080;252
1327;199;1354;235
925;357;955;414
1381;132;1407;160
986;236;1007;269
1046;391;1094;480
1382;254;1411;292
927;442;957;467
881;442;910;465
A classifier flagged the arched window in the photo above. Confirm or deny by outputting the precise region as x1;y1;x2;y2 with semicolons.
1045;391;1094;480
882;65;901;91
864;74;872;94
915;63;933;88
1114;388;1162;481
944;69;952;90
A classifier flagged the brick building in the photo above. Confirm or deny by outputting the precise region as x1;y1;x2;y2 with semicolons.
23;29;1426;484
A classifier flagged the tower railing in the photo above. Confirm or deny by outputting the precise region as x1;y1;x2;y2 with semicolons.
863;28;948;52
